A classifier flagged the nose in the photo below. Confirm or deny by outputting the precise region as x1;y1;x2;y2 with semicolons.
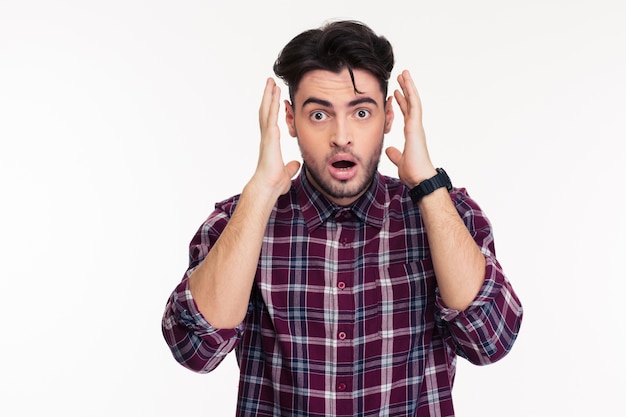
331;120;352;147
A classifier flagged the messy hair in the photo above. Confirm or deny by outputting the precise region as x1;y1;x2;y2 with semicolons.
273;20;394;103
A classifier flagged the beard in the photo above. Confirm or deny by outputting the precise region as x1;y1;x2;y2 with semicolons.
300;141;383;203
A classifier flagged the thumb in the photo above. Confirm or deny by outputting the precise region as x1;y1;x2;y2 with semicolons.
385;146;402;167
285;160;301;178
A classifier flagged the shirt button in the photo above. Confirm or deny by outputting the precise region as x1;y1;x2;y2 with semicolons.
337;382;347;392
338;331;347;340
340;237;349;245
337;281;346;290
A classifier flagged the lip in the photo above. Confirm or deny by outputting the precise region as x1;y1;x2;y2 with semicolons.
327;153;358;181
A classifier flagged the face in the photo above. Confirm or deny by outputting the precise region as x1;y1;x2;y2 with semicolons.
285;68;394;206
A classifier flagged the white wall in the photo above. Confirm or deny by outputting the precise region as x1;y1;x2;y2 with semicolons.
1;1;624;415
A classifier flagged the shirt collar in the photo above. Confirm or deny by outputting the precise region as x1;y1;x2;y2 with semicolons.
295;167;386;232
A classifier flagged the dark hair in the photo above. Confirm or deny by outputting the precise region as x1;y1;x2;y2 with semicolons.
273;20;394;103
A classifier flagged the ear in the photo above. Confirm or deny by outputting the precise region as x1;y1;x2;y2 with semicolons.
284;100;297;137
384;96;394;134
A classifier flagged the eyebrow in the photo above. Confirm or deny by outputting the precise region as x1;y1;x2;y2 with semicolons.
301;96;379;110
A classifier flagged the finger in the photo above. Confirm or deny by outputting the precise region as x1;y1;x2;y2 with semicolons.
267;82;281;128
259;79;282;151
259;78;274;122
393;89;408;116
398;70;422;117
393;71;417;117
397;70;415;97
285;160;302;178
385;146;403;167
259;78;279;129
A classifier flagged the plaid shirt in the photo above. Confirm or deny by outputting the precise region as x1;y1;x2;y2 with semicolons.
162;171;523;416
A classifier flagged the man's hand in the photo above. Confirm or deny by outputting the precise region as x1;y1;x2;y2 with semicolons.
385;70;437;189
189;79;301;329
386;71;486;310
252;78;301;197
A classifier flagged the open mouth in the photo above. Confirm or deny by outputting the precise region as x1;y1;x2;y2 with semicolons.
332;160;356;170
328;154;358;181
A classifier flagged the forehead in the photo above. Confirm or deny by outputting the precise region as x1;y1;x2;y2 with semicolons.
294;68;384;106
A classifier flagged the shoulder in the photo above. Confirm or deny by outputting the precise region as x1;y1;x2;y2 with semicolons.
213;193;242;217
449;187;488;217
378;174;418;216
213;183;301;220
379;174;406;196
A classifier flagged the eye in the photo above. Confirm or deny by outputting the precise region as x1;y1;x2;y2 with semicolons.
355;109;371;119
310;111;328;122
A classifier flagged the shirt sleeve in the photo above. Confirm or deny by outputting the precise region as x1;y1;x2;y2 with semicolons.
161;200;245;373
435;188;523;365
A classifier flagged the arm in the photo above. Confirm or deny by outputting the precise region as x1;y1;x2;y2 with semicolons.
188;78;301;329
162;79;300;372
386;70;485;310
436;189;523;364
386;71;522;362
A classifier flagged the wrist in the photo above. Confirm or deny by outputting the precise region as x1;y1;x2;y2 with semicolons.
408;168;453;204
243;177;283;210
406;168;438;189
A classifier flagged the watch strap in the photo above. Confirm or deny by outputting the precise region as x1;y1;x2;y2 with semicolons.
408;168;452;203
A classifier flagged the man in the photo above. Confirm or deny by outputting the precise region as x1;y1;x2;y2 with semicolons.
162;20;523;416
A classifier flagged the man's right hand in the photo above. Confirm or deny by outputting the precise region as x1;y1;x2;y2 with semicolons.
252;78;301;198
188;79;300;329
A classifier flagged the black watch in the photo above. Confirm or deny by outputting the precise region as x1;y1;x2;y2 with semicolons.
408;168;453;203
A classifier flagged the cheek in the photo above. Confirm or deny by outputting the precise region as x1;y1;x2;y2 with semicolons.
295;124;325;149
297;139;318;159
297;138;329;168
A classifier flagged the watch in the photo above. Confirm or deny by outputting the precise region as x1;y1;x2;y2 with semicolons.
408;168;453;203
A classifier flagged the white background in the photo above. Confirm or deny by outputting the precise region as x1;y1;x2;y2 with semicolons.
1;1;624;415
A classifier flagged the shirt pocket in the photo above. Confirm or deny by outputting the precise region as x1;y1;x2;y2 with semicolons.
377;259;436;342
